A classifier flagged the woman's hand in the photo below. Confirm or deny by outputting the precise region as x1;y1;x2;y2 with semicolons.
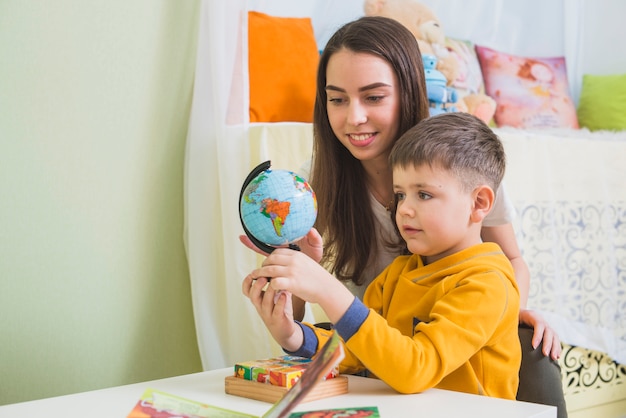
519;309;562;360
241;274;302;351
294;228;323;263
239;228;323;262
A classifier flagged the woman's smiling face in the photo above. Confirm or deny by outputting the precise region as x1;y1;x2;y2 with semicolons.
325;49;401;165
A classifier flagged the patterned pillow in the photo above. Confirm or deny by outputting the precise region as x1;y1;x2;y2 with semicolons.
476;45;579;129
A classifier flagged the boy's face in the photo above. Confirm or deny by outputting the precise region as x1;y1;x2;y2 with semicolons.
393;163;481;264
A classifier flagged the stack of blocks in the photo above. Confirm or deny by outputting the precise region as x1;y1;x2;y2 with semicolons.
234;355;338;389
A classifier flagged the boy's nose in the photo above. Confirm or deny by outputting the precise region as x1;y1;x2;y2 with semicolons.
396;201;415;217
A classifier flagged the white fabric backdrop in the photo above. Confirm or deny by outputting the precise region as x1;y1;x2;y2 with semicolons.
184;0;626;370
498;128;626;364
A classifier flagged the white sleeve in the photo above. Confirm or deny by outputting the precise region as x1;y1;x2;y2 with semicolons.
483;181;517;227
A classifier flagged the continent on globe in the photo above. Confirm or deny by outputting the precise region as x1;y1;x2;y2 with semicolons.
260;198;290;237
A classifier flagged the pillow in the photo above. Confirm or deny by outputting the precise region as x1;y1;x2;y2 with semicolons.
475;45;579;129
248;11;319;123
577;73;626;131
445;37;485;98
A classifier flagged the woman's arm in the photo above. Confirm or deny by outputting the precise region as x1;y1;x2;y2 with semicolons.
481;223;529;307
481;223;561;359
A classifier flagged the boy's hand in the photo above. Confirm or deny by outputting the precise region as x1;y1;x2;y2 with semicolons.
249;249;355;324
253;249;332;304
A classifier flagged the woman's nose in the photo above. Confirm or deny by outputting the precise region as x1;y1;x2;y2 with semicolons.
347;102;367;126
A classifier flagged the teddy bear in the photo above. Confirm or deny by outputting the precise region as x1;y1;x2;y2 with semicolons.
363;0;497;124
364;0;459;83
455;91;497;125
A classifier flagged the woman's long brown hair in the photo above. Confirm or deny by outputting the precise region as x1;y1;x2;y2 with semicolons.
311;16;429;285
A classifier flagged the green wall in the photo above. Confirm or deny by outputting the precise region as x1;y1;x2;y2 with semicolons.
0;0;203;405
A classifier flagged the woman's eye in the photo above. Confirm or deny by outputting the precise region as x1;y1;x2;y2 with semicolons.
366;95;384;103
328;97;345;105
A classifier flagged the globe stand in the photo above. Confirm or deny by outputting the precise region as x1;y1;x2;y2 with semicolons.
238;160;301;254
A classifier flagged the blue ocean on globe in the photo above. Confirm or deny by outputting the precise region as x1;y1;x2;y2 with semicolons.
240;169;317;246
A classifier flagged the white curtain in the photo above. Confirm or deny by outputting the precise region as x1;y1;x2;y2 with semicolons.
498;128;626;365
184;0;342;370
184;0;624;370
184;0;274;371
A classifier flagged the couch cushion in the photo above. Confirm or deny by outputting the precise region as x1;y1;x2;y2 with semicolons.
577;73;626;132
476;45;578;129
248;11;319;123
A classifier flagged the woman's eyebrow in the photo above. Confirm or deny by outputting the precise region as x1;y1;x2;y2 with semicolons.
325;82;392;93
325;85;345;92
358;82;392;92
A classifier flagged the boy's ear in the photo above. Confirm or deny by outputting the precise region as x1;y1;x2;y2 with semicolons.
470;185;495;223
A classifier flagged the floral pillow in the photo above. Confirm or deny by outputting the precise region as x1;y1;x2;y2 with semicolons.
475;45;579;129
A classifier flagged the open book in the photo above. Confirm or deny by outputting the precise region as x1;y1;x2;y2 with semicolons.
127;331;362;418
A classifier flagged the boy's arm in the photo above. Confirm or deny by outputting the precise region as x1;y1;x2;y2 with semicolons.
288;308;368;376
244;248;354;351
342;271;519;394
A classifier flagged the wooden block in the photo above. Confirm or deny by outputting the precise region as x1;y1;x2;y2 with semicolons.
224;375;349;404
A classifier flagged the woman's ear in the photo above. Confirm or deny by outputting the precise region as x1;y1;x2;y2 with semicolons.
470;185;495;223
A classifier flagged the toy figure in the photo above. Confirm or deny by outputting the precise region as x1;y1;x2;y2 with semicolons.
423;54;457;116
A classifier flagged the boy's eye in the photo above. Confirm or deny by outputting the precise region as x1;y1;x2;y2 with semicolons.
418;191;432;200
394;192;405;202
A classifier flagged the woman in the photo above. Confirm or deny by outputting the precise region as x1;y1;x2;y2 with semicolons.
241;15;566;416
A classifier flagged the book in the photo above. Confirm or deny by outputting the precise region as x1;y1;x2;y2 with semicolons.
289;406;380;417
126;387;255;418
127;331;351;418
126;388;379;418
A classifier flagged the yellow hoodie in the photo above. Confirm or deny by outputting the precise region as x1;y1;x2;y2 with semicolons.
299;242;521;400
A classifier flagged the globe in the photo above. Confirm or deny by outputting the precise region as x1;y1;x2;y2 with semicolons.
239;161;317;251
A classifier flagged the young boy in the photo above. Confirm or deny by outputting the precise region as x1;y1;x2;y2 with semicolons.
242;112;521;399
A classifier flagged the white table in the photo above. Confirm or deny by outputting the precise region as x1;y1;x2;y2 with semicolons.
0;368;556;417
